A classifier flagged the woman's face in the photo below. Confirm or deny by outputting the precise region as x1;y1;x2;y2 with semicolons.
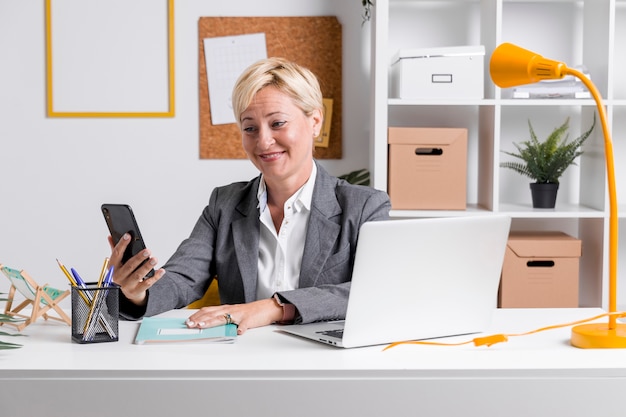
240;86;322;188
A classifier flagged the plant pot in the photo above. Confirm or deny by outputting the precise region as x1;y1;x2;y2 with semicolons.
530;182;559;208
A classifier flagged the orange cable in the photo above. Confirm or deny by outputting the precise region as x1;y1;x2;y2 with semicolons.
383;311;626;351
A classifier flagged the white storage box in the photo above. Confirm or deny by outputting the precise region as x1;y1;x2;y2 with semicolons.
391;45;485;99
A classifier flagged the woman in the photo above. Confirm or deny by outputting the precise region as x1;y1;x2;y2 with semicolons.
110;57;391;335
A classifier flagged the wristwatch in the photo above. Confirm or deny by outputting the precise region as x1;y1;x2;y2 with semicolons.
273;293;296;324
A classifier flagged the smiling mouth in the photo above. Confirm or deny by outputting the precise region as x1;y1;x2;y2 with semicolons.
259;151;284;160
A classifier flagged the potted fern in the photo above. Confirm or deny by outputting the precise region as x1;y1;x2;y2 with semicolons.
500;114;596;208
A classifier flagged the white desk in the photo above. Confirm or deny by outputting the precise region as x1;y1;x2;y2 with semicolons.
2;308;626;417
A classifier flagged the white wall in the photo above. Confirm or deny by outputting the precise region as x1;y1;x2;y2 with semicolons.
0;0;372;297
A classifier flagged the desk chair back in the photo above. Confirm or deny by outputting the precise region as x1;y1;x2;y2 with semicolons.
0;264;71;331
187;278;220;309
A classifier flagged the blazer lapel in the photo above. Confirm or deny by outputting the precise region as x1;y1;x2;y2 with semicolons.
232;180;261;302
299;164;342;288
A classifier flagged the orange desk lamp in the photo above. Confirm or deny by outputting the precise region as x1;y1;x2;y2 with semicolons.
490;43;626;348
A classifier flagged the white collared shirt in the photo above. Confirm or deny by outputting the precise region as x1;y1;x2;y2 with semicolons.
256;163;317;300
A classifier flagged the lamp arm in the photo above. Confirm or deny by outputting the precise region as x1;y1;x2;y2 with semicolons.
565;67;619;328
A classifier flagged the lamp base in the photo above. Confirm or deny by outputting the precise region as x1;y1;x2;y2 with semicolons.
571;323;626;348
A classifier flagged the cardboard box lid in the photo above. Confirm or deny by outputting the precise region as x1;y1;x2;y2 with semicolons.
392;45;485;65
507;231;582;258
388;127;467;146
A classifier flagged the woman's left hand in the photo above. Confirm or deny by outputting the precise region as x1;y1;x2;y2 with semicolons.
185;298;283;335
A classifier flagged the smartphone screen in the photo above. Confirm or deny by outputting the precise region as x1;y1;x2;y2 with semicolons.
101;204;155;278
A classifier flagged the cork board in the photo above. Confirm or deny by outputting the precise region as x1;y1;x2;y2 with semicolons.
198;16;342;159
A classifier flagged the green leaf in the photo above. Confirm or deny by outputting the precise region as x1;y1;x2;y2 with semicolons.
0;331;25;350
500;114;596;184
338;169;370;186
0;341;22;350
0;313;24;323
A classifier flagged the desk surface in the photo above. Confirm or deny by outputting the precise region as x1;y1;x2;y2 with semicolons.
2;308;626;417
3;307;626;373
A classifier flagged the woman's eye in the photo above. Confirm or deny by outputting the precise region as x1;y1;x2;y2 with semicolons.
243;126;257;133
272;121;286;128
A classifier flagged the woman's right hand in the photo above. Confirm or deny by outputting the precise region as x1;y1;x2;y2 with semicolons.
107;233;165;306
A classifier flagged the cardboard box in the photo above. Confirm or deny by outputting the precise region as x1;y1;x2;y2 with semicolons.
499;231;582;308
390;45;485;99
388;127;467;210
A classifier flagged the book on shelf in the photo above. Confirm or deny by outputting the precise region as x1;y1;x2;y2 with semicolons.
512;66;591;99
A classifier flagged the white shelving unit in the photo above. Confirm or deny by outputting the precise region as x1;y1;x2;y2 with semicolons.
368;0;626;308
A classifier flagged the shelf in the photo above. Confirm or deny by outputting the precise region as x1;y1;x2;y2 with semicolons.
390;204;491;218
497;203;605;219
390;204;606;220
388;98;601;107
388;98;495;106
497;99;599;107
370;0;619;309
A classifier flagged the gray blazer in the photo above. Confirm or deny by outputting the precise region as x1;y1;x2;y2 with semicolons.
124;163;391;323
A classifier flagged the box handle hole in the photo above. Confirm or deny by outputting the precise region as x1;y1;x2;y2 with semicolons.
527;260;555;268
415;147;443;156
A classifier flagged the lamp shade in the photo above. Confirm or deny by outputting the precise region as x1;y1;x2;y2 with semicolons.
489;43;567;88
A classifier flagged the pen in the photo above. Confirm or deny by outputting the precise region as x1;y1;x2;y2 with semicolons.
83;287;103;339
70;267;87;288
83;282;115;341
104;265;115;287
83;265;117;341
58;258;99;312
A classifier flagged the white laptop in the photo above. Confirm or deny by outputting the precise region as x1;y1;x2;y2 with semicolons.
280;215;511;348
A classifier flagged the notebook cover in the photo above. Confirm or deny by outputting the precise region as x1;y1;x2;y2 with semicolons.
134;317;237;344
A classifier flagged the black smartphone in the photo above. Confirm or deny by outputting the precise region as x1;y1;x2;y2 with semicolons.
101;204;155;279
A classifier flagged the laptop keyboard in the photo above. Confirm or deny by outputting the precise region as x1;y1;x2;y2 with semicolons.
317;329;344;339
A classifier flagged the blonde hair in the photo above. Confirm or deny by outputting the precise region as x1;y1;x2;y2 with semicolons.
231;57;323;127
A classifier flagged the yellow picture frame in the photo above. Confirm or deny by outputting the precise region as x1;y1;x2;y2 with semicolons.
44;0;175;118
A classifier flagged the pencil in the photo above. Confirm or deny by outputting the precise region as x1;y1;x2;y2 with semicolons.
56;258;77;286
97;257;110;286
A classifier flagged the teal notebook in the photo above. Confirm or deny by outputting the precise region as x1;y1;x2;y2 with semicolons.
134;317;238;344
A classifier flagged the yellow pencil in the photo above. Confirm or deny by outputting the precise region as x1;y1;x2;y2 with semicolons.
83;259;110;338
56;258;76;286
57;258;94;307
97;257;110;286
